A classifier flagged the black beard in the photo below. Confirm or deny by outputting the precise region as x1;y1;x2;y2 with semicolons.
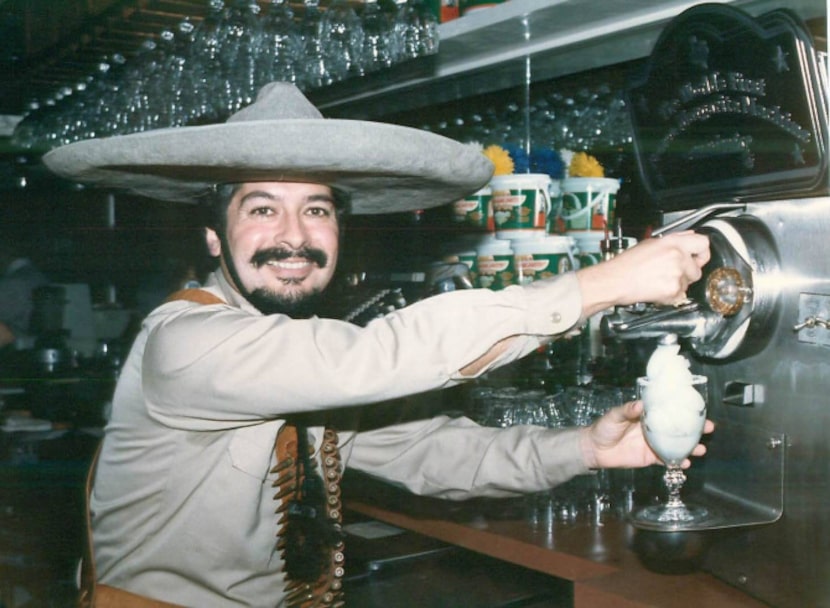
246;286;325;319
221;239;330;319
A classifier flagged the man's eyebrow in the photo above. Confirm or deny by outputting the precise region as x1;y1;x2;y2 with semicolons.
237;190;335;206
238;190;278;207
306;192;336;204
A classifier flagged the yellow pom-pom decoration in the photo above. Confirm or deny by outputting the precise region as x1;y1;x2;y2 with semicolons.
568;152;605;178
483;144;515;176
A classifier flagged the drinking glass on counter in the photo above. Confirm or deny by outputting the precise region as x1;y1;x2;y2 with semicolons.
472;387;567;429
467;381;641;531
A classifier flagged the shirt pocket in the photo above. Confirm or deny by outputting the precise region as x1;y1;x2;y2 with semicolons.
227;422;282;482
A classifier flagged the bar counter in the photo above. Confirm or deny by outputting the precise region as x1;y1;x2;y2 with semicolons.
343;473;765;608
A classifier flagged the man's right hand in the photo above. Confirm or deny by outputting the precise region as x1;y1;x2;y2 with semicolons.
575;231;711;318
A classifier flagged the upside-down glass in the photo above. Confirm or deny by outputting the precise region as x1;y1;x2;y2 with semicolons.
631;375;710;530
319;0;364;83
359;0;396;73
258;0;303;86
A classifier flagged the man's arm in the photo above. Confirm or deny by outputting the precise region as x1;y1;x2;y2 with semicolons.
458;232;711;377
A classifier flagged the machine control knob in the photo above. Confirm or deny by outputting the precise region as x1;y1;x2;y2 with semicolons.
706;266;748;317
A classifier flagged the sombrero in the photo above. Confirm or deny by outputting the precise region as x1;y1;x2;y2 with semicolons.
42;82;494;214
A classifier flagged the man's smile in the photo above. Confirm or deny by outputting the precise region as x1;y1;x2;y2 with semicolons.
264;259;315;270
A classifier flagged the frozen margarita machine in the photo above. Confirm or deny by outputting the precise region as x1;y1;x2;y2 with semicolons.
604;4;830;607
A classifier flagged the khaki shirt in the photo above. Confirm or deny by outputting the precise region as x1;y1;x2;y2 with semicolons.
92;270;590;606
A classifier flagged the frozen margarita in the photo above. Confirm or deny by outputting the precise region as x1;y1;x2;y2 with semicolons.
639;336;707;465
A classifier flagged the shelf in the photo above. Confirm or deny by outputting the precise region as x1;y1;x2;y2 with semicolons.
310;0;827;119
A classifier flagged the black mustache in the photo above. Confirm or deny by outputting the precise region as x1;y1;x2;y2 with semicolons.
250;247;328;269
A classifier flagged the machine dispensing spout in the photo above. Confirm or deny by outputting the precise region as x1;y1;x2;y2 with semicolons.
601;301;707;340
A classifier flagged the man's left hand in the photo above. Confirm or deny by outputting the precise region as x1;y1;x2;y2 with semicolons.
579;400;714;470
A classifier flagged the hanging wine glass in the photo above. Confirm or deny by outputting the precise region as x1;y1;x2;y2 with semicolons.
319;0;364;83
297;0;329;90
359;0;396;73
124;37;173;133
216;0;264;115
258;0;303;86
85;52;129;137
396;0;439;61
142;28;183;130
163;19;202;128
187;0;227;122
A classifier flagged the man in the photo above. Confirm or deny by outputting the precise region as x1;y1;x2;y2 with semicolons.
0;232;49;349
44;83;711;607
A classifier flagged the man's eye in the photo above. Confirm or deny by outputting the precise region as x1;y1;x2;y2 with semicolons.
251;206;274;216
306;206;333;217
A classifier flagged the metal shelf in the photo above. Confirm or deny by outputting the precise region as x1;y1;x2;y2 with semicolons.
310;0;827;119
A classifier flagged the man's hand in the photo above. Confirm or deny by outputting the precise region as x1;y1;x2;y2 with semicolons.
579;400;714;470
576;231;711;319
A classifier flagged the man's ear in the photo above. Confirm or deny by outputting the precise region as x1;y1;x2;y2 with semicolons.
205;227;222;257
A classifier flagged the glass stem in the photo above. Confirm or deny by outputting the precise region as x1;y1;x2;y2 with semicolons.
663;466;687;509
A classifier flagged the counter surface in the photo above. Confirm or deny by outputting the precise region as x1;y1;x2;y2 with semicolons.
343;474;765;608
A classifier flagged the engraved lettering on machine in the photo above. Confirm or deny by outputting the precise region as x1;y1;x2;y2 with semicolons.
627;4;828;208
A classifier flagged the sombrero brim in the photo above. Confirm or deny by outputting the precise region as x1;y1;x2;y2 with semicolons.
42;119;494;214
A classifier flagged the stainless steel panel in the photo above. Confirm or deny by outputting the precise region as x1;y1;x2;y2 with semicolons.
694;197;830;607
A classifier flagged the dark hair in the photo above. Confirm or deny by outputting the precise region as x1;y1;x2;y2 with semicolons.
202;183;351;237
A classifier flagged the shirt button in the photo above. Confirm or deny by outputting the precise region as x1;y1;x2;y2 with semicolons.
551;312;562;323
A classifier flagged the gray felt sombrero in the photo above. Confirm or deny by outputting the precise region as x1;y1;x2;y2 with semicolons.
42;82;494;214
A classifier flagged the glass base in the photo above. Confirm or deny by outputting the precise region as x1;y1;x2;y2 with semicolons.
630;503;714;531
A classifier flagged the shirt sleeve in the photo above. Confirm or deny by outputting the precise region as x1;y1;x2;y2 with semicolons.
342;415;591;499
141;273;584;430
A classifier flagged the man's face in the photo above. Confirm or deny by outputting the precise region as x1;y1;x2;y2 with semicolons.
206;181;340;316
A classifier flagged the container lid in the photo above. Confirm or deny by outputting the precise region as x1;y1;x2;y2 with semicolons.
491;173;552;188
561;177;620;192
475;235;513;255
568;230;607;252
627;4;828;210
511;235;575;254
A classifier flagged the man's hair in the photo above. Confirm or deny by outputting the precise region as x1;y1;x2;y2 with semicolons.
202;183;351;236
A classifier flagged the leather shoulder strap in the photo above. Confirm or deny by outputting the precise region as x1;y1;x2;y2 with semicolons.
164;288;226;306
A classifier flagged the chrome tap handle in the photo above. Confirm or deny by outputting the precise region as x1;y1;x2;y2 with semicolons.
651;202;746;237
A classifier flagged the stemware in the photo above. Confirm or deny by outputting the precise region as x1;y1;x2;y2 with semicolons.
187;0;227;122
359;0;396;73
395;0;439;61
319;0;364;83
631;374;711;530
217;0;264;114
297;0;329;89
259;0;303;86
